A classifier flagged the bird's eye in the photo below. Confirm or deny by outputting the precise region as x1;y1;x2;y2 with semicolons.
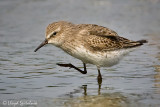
49;32;57;38
53;32;57;35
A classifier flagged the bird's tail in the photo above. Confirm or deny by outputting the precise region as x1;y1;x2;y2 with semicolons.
136;39;148;45
123;39;148;49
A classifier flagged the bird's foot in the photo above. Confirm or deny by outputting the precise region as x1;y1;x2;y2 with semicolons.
57;63;87;74
56;63;74;69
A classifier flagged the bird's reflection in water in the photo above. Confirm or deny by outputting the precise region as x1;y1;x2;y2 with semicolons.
97;77;102;95
55;82;131;107
83;82;101;96
83;85;87;96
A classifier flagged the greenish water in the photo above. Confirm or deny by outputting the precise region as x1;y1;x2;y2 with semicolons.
0;0;160;107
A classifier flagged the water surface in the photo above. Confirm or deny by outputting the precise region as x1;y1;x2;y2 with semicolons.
0;0;160;107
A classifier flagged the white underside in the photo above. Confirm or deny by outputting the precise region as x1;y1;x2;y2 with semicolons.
68;46;137;68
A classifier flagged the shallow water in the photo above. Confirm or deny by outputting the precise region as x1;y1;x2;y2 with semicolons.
0;0;160;107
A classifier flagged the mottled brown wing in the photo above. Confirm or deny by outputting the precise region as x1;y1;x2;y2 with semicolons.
84;34;142;51
77;24;118;36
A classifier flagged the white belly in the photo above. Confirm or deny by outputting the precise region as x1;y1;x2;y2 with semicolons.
65;46;136;68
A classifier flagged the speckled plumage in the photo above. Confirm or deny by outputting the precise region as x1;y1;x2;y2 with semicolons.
35;21;147;80
46;21;143;52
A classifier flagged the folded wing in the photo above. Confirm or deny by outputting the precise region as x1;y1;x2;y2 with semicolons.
81;28;144;51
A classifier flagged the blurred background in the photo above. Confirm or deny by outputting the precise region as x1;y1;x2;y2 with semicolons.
0;0;160;107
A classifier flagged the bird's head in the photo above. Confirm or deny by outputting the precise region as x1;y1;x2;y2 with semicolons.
34;21;73;52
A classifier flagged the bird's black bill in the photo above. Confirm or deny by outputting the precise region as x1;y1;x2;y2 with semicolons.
34;39;48;52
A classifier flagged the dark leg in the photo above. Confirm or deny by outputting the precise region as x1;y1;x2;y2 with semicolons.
97;68;102;85
57;63;87;74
